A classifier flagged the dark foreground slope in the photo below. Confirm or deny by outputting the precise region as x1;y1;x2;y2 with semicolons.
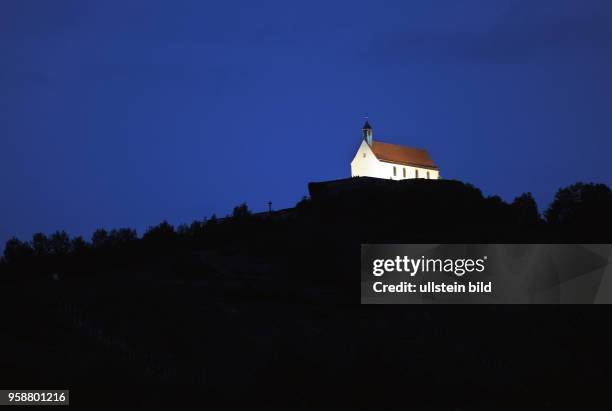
1;178;611;409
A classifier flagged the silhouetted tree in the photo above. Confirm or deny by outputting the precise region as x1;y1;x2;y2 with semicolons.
108;228;138;247
203;214;219;243
545;183;612;227
49;231;71;256
71;236;89;254
511;192;540;225
232;203;251;219
143;221;175;244
31;233;50;257
189;220;204;236
92;229;110;249
3;238;33;264
483;195;511;223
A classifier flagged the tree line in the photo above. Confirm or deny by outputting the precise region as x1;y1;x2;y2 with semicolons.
1;182;610;275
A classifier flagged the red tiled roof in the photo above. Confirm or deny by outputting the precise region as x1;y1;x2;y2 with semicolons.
371;141;438;169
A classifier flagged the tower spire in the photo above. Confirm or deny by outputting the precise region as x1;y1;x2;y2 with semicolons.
362;115;373;145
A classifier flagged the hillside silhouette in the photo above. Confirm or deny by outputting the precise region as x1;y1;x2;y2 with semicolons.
0;178;611;409
2;178;610;275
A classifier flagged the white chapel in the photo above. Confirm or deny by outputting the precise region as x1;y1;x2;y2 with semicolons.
350;119;440;180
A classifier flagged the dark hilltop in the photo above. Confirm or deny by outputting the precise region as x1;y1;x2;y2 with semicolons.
1;178;611;409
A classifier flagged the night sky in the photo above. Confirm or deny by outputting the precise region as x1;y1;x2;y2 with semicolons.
2;0;611;245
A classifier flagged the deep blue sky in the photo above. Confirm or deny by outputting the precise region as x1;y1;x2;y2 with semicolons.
1;0;611;244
